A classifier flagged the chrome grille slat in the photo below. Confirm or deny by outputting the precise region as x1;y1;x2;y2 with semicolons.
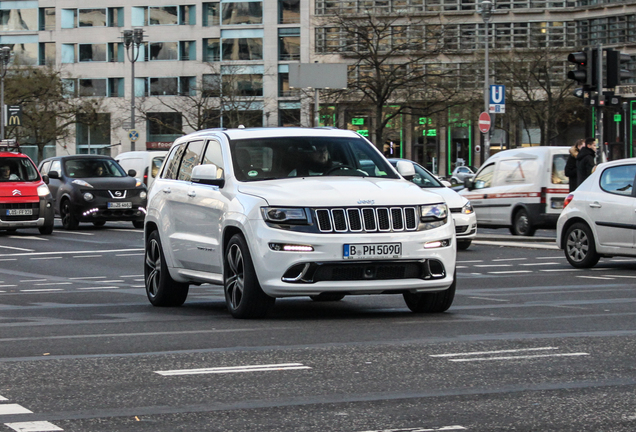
315;206;418;233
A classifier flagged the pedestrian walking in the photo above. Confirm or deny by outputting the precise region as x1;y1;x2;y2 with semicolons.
576;137;597;188
564;138;584;192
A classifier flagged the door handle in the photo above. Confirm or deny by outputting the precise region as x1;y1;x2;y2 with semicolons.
163;188;171;194
187;190;196;198
589;201;601;208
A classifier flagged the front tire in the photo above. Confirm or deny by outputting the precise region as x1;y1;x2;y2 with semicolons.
403;271;456;313
93;221;106;227
60;199;79;230
133;220;144;229
224;234;275;319
38;224;54;235
457;240;472;251
564;222;600;268
144;230;189;306
510;209;535;236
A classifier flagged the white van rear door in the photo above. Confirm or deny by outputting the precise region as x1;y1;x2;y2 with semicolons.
546;153;570;214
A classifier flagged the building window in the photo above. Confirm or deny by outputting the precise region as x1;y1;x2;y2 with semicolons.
278;71;300;98
39;43;55;66
278;28;300;61
279;104;301;127
108;78;124;97
76;113;112;154
150;77;178;96
79;79;107;97
202;74;221;97
108;43;124;62
179;41;196;61
79;8;106;27
147;112;183;142
222;38;263;61
1;9;38;31
39;8;55;31
204;38;221;62
222;73;263;97
149;42;179;61
279;0;300;24
108;7;124;27
150;6;178;25
203;2;220;26
79;44;107;62
222;2;263;25
179;5;196;25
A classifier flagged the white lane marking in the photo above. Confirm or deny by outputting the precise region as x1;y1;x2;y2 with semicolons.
33;283;71;286
457;260;483;263
577;276;615;280
0;285;16;288
449;353;589;362
0;395;6;401
492;258;527;262
55;231;93;236
120;274;143;278
609;259;635;262
72;255;102;258
474;264;512;268
8;236;47;242
358;427;466;432
488;270;533;274
19;279;46;283
456;266;468;269
474;240;559;250
536;256;564;259
0;248;142;258
107;228;143;232
155;363;312;376
0;245;34;252
0;259;17;262
20;289;64;292
78;286;120;290
520;262;560;266
468;297;509;302
603;275;636;279
132;285;145;288
116;253;143;257
431;347;559;358
0;404;33;415
540;268;583;272
100;280;124;283
29;257;62;260
5;421;63;432
69;276;107;280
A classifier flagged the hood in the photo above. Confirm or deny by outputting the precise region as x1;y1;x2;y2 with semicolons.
237;177;446;207
75;176;141;189
0;181;40;198
422;186;468;209
576;146;595;160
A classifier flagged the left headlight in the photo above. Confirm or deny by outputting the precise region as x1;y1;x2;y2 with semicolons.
420;203;448;229
72;179;93;188
261;207;308;224
37;184;50;197
461;201;474;214
140;191;147;199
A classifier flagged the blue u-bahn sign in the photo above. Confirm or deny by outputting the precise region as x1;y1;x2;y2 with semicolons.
489;85;505;113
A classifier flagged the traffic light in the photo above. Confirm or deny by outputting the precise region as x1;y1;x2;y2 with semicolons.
606;49;632;88
567;48;597;89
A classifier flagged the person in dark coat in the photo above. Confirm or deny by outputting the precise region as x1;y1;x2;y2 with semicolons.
564;138;584;192
576;137;597;188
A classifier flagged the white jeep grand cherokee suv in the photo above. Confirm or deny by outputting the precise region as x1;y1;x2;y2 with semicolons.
144;127;457;318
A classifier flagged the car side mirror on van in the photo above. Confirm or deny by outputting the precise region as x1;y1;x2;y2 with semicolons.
464;177;475;190
191;164;225;188
128;169;137;177
47;170;59;179
395;160;415;179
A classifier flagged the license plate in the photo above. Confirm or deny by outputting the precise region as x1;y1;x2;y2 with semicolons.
6;209;33;216
343;243;401;260
108;202;132;209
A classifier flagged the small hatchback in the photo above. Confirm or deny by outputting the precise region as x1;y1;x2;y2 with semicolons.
144;128;457;318
38;155;148;230
0;140;54;234
557;157;636;268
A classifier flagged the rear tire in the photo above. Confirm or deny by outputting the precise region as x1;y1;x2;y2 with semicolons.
403;271;456;313
224;234;275;319
457;240;472;251
144;230;189;306
60;199;79;230
564;222;600;268
93;221;106;227
510;209;535;236
310;293;345;302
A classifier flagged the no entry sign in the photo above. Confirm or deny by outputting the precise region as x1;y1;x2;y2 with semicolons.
478;112;491;133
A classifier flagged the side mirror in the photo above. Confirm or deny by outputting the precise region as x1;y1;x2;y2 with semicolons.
191;164;225;188
128;169;137;177
42;174;49;185
464;177;474;190
396;160;415;179
47;170;60;179
441;180;452;187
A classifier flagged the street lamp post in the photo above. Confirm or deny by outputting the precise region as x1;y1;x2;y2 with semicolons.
0;47;12;140
481;0;493;160
123;29;144;151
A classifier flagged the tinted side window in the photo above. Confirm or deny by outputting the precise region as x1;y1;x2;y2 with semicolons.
40;161;51;174
177;140;205;181
202;140;224;169
163;144;187;180
51;160;61;174
600;164;636;196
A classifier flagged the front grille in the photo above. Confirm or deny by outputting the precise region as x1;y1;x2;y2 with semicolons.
313;262;422;282
314;206;418;233
449;207;462;213
89;189;138;199
0;202;40;221
455;225;468;234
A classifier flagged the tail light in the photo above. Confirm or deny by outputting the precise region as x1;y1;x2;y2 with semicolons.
540;187;546;204
143;167;149;186
563;194;573;208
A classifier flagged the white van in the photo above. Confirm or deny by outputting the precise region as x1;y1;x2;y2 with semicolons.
115;151;168;190
459;146;570;236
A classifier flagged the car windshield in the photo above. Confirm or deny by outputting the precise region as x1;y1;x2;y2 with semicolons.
0;157;40;182
389;160;443;188
64;159;127;178
230;136;398;182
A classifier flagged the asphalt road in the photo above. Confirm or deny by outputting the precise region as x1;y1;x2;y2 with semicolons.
1;222;636;431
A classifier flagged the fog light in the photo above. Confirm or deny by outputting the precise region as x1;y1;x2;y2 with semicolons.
83;192;94;201
424;239;451;249
269;243;314;252
140;191;147;199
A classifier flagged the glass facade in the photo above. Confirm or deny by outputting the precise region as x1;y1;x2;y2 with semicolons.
79;44;107;62
279;0;300;24
279;28;300;61
221;2;262;25
79;8;106;27
0;9;37;31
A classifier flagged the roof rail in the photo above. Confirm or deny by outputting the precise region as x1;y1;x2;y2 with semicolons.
0;139;20;152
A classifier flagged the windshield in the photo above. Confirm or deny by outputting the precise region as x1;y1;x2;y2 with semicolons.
64;159;127;178
0;157;40;182
230;136;398;182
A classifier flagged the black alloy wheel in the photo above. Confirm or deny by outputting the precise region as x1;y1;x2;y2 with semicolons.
144;230;189;306
60;199;79;230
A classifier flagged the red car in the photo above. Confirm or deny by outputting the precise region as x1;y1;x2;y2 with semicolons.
0;140;55;235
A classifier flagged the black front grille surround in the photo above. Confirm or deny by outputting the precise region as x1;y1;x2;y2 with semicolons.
0;202;40;221
314;206;418;233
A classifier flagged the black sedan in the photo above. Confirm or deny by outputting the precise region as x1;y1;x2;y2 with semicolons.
38;155;147;230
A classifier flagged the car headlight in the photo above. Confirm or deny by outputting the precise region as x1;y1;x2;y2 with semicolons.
261;207;308;224
72;179;93;188
420;203;448;229
37;184;50;197
461;201;474;214
140;191;147;199
83;192;94;201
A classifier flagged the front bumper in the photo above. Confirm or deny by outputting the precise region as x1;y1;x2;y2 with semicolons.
452;212;477;240
73;192;147;222
247;220;457;297
0;196;54;229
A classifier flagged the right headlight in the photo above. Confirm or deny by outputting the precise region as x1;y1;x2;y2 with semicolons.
461;201;474;214
261;207;308;224
420;203;448;230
